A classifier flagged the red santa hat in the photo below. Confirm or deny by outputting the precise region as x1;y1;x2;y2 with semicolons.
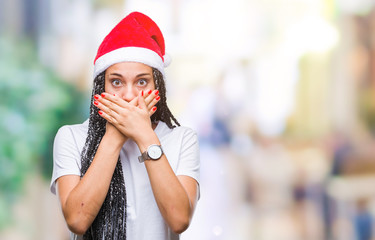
93;11;170;79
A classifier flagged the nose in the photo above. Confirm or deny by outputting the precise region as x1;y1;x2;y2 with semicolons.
121;85;139;102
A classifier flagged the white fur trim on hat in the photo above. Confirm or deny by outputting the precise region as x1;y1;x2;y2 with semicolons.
163;53;172;67
94;47;165;78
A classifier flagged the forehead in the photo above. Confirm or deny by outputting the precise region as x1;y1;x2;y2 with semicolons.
106;62;152;76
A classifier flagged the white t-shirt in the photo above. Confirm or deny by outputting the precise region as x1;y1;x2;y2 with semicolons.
50;120;200;240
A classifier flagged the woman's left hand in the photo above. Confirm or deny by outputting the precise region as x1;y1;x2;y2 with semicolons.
94;90;159;141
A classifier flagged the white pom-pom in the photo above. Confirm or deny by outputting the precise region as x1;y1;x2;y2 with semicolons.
163;53;172;67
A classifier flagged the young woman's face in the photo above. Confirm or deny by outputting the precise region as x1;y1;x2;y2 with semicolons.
104;62;155;102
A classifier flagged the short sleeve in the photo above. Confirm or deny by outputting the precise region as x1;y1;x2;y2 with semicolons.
176;128;200;184
50;126;82;194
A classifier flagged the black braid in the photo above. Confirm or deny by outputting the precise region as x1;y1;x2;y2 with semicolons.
80;68;179;239
151;68;180;128
81;71;126;239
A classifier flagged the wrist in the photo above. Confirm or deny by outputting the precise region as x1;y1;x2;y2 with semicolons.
103;131;127;150
134;129;160;153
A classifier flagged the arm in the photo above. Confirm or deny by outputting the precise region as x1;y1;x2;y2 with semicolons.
56;124;125;235
136;132;199;234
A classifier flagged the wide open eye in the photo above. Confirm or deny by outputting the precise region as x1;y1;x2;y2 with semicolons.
137;79;148;87
111;79;122;87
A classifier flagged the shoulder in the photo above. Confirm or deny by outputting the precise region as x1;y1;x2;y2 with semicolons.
56;119;88;137
54;119;88;151
157;122;199;150
157;121;197;138
55;119;88;141
174;124;198;143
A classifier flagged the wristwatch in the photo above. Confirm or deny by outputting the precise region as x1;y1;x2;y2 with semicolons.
138;144;163;163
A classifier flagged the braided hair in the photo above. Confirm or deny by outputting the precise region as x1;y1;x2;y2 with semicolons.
80;68;179;239
150;68;180;128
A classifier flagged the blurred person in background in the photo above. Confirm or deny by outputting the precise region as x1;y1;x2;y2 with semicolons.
50;12;200;240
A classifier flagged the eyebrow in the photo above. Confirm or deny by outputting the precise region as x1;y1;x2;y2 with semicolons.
109;73;123;77
109;72;152;78
135;73;152;78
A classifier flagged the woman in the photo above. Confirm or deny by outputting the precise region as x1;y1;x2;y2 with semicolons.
50;12;200;240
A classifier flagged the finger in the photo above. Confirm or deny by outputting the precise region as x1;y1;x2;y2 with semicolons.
98;110;117;124
93;98;120;120
96;93;128;114
129;95;139;106
147;95;160;112
145;89;159;106
149;106;157;116
137;90;147;110
144;89;153;97
142;89;152;106
98;93;130;109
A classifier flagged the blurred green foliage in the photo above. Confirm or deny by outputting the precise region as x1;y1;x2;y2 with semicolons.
0;36;88;229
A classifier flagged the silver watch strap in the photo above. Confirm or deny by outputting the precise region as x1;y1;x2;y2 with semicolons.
138;151;149;163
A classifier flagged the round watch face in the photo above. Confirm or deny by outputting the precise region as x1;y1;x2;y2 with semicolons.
148;145;162;159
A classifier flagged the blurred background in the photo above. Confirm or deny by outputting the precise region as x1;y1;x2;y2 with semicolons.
1;0;375;239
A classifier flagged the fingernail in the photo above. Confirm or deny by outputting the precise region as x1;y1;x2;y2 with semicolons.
101;93;106;97
152;106;157;111
148;90;152;95
98;110;103;115
155;96;160;101
154;90;159;95
94;101;99;106
94;95;99;100
141;90;144;96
